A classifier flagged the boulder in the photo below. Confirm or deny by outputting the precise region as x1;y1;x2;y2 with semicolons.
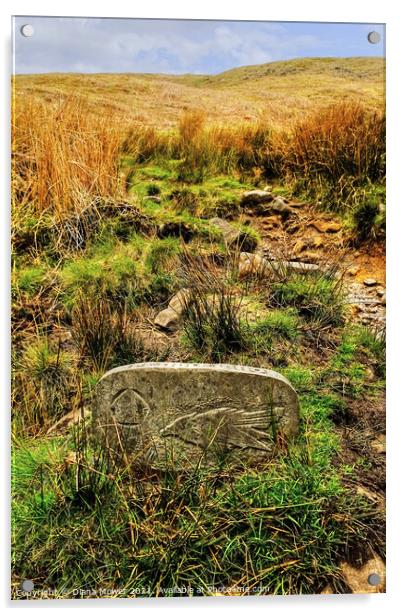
93;362;300;468
210;217;258;252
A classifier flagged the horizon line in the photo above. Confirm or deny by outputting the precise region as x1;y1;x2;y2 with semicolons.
13;55;385;78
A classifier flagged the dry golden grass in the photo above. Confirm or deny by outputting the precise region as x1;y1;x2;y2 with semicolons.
12;94;123;214
13;57;385;130
282;101;385;182
12;58;385;216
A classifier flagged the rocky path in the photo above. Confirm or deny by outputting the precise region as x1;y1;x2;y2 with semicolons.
241;190;386;331
346;281;385;330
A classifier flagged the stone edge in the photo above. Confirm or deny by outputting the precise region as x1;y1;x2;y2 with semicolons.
99;362;297;394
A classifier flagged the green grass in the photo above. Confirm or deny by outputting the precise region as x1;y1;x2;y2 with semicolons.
322;327;386;397
250;308;300;340
12;265;47;298
11;378;383;598
282;366;315;392
60;234;181;309
244;309;300;357
13;338;75;431
270;270;344;328
144;237;181;274
125;162;253;220
140;165;174;181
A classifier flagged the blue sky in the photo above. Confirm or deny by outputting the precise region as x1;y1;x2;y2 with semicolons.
13;17;385;75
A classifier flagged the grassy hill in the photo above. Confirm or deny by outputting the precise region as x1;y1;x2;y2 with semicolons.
14;57;384;129
11;56;386;597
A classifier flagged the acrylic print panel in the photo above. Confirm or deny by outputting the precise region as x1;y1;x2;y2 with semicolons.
11;16;386;599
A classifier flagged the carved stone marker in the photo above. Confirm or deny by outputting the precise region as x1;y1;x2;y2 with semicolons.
93;362;300;468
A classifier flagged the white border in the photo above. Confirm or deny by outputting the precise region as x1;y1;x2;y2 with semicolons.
2;1;401;614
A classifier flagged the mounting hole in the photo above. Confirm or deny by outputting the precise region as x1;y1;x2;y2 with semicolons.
367;31;381;44
20;24;34;37
367;572;381;586
21;579;34;592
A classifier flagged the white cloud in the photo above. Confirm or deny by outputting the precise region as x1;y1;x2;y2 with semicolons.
13;17;380;75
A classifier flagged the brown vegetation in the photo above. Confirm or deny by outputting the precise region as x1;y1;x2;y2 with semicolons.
12;97;385;218
12;97;122;214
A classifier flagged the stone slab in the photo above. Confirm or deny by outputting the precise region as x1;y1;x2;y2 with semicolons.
238;252;320;279
93;362;300;468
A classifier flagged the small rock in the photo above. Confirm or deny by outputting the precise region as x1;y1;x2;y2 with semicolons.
309;220;342;233
210;217;258;252
371;433;386;454
238;252;320;279
154;288;192;331
241;192;293;218
144;195;161;203
153;307;179;331
363;278;378;287
238;253;268;278
270;197;294;218
347;266;360;277
376;287;385;297
241;190;274;206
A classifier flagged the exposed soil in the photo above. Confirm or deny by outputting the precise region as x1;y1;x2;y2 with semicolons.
246;201;386;329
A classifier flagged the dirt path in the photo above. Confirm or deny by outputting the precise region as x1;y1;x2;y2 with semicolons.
245;202;386;330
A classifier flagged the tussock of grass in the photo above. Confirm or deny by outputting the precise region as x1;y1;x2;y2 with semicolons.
13;97;122;215
285;102;385;185
12;265;47;298
13;338;75;432
71;295;169;372
351;196;385;243
269;269;345;328
245;309;300;357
